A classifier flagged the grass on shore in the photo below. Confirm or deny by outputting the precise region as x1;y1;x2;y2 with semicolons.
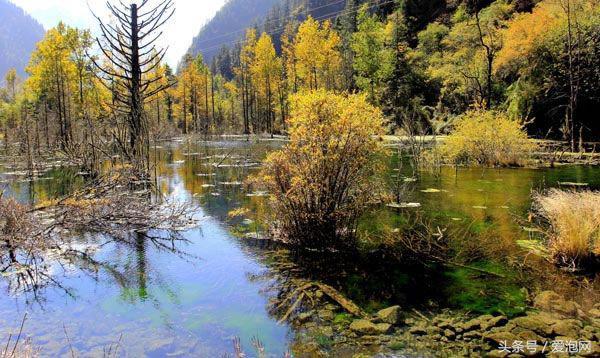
534;189;600;268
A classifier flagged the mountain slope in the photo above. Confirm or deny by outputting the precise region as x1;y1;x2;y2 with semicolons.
187;0;280;64
187;0;354;65
0;0;45;78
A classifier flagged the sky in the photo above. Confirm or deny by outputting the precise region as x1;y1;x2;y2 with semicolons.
9;0;227;67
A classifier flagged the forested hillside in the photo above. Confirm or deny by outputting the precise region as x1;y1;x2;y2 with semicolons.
0;0;44;79
189;0;599;145
2;0;599;161
186;0;281;64
187;0;353;65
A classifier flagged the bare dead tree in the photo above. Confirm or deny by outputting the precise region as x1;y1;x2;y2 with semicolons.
90;0;175;175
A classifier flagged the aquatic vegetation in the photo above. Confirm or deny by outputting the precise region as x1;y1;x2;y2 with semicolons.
444;261;527;317
434;111;536;167
533;189;600;268
254;90;387;250
333;312;353;325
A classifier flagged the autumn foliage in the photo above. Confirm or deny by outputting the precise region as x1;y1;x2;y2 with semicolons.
534;190;600;268
256;90;387;250
436;111;535;167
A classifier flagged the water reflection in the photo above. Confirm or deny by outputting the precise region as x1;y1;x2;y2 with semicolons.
0;139;599;356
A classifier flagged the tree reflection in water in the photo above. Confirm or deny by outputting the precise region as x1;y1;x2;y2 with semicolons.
0;225;195;306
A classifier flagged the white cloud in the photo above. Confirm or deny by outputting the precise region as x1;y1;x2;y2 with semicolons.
9;0;227;67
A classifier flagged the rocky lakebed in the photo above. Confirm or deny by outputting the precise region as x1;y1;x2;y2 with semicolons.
291;290;600;357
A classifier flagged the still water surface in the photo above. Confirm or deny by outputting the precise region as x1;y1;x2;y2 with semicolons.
0;139;599;356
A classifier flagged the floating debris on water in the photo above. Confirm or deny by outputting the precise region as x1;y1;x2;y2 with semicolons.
201;184;215;188
246;191;269;197
386;202;421;208
207;162;260;168
558;182;588;187
219;181;243;186
472;205;488;209
421;188;443;193
210;192;221;197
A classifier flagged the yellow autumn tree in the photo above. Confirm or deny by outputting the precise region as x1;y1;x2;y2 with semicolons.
255;90;387;250
175;54;209;134
497;0;564;72
223;80;239;131
293;17;342;91
251;32;282;135
144;53;171;138
236;29;258;134
26;22;79;149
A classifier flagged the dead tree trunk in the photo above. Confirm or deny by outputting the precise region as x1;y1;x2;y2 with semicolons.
90;0;175;175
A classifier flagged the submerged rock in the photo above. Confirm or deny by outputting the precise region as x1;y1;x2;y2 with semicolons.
551;319;582;337
461;318;482;332
533;290;579;317
482;331;519;347
482;316;508;331
408;325;427;335
443;329;456;340
297;311;313;323
512;315;553;336
350;319;392;335
376;306;402;325
318;309;335;321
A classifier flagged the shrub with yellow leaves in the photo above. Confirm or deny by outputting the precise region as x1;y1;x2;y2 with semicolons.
255;90;387;250
435;110;535;167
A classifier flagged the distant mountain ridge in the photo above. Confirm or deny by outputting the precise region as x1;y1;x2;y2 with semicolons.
0;0;45;79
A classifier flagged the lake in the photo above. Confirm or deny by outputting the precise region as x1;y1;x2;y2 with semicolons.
1;139;599;356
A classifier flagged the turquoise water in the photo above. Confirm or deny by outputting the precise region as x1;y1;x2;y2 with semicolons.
0;140;599;356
